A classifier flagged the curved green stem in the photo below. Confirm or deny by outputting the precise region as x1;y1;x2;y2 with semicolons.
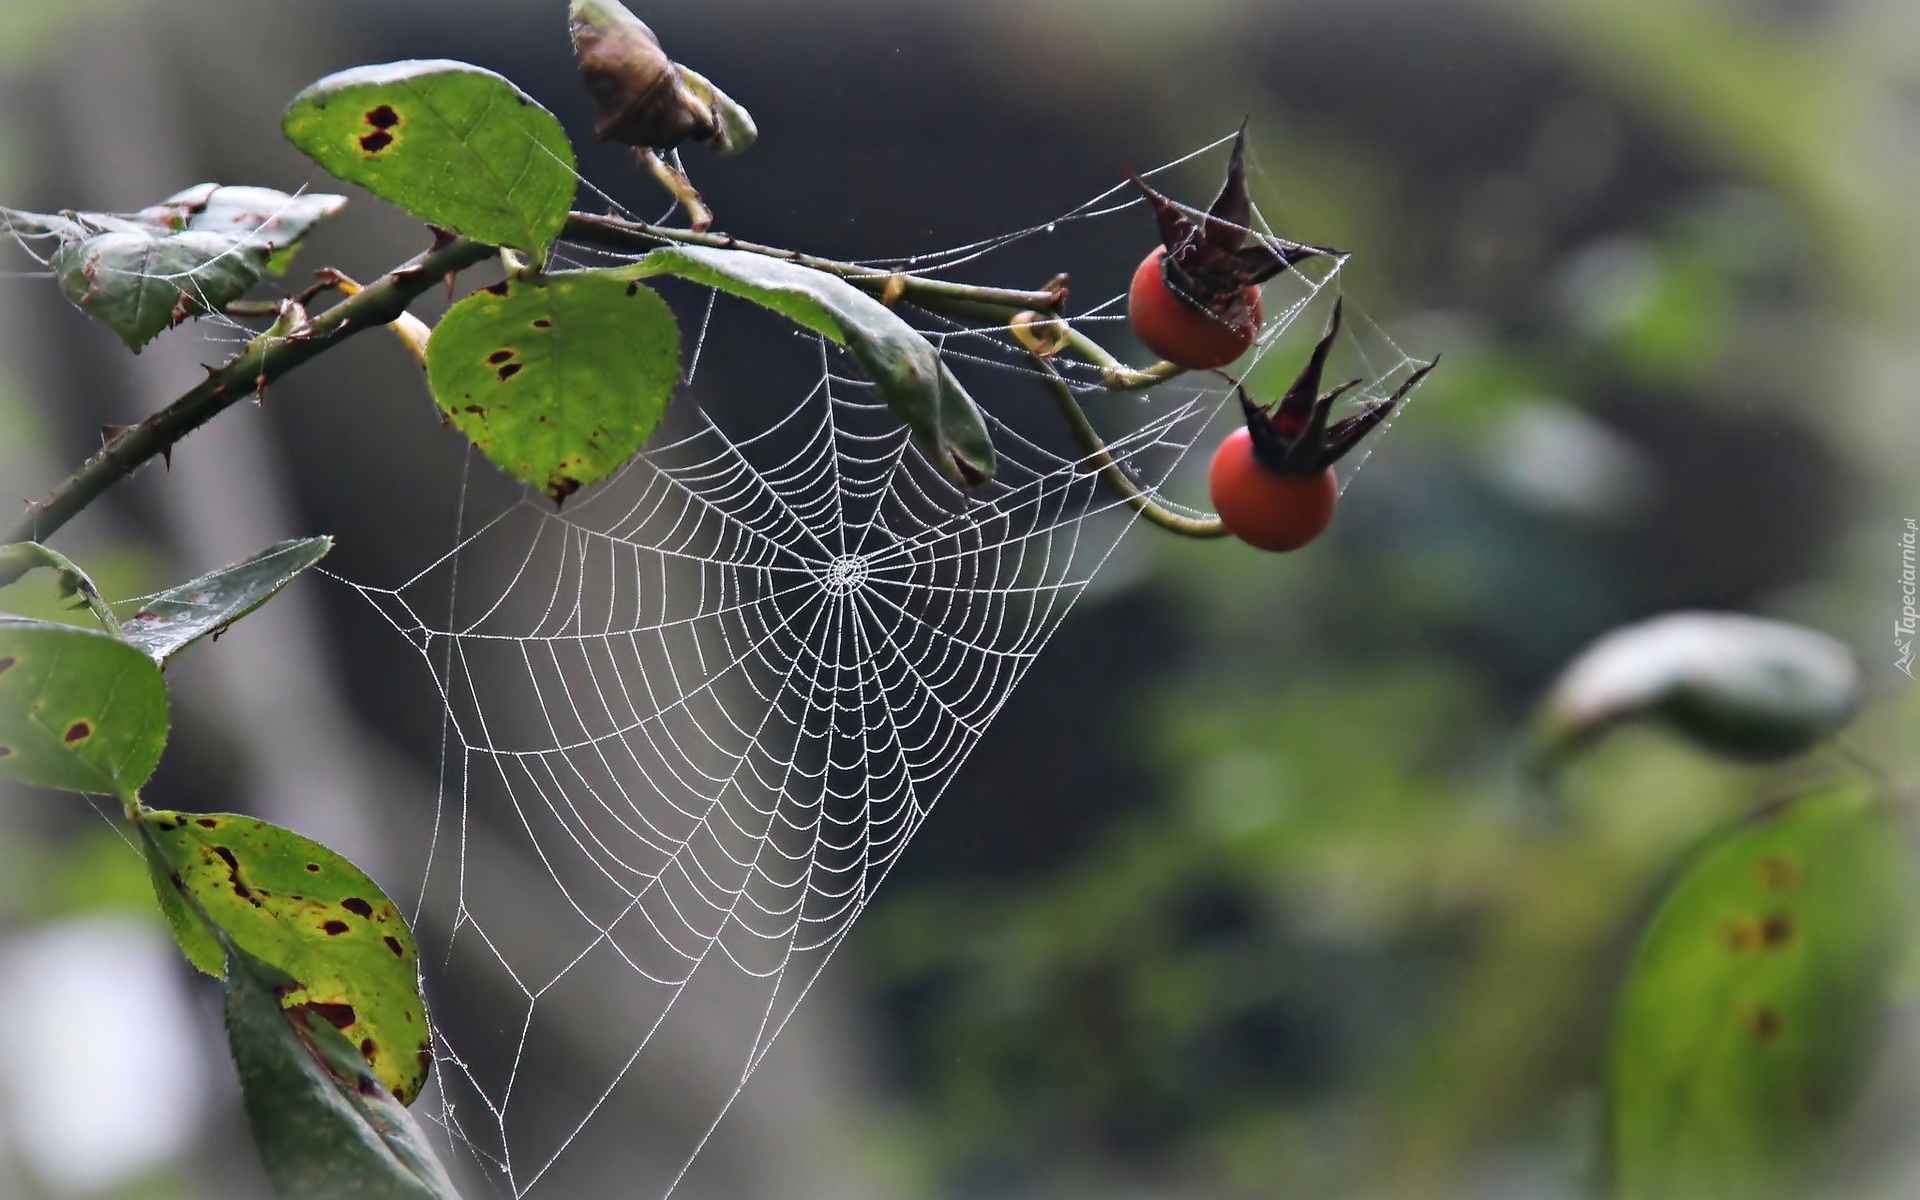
5;235;495;547
563;212;1065;314
1032;355;1227;540
1054;323;1186;391
562;212;1187;385
638;150;713;232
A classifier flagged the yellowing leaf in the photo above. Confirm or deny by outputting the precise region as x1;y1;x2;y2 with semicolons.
141;810;431;1103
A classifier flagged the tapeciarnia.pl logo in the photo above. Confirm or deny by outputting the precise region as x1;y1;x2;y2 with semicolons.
1900;517;1917;679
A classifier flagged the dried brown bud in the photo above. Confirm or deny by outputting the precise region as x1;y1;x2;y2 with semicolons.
569;0;717;150
678;65;757;158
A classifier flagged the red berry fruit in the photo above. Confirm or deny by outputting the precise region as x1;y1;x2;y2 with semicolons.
1209;428;1338;552
1212;298;1438;553
1129;247;1260;370
1123;128;1335;370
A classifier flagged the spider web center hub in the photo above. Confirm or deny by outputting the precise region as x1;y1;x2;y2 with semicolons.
820;552;871;597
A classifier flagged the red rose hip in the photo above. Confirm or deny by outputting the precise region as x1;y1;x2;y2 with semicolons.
1129;247;1261;370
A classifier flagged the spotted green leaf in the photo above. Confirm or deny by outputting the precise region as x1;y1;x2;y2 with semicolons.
140;809;430;1103
1533;612;1860;767
120;536;332;665
225;944;463;1200
1607;784;1919;1200
0;616;167;797
426;270;680;503
3;184;346;350
623;246;996;485
283;60;576;257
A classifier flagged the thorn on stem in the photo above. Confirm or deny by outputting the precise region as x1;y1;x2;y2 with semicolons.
308;267;361;299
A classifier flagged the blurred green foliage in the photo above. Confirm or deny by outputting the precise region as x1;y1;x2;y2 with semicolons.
860;1;1920;1198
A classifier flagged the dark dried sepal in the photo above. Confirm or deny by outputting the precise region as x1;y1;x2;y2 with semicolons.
1130;170;1196;257
1203;123;1252;250
1236;239;1339;285
1268;298;1344;441
1321;356;1439;467
1162;250;1261;334
1279;377;1359;474
1237;298;1432;477
1128;127;1338;322
570;0;718;150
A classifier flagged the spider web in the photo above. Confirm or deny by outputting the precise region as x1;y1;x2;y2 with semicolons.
336;137;1438;1198
8;134;1430;1198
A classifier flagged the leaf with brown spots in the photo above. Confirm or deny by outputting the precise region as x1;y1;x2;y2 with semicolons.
425;269;679;502
138;809;431;1103
0;616;168;798
1607;783;1920;1200
223;944;462;1199
282;60;576;257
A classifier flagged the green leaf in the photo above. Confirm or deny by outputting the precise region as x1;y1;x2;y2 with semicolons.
1531;612;1860;766
140;809;431;1103
225;944;463;1200
283;60;576;257
1607;784;1919;1200
625;246;996;484
426;270;680;503
120;536;333;665
3;184;346;350
0;616;167;797
0;541;121;634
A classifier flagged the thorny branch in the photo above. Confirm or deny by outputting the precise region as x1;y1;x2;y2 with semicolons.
9;212;1213;548
4;234;495;546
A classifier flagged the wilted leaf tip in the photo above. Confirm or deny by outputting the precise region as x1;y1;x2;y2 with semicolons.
570;0;718;151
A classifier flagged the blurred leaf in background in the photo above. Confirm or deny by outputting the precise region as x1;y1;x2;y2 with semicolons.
1607;784;1920;1200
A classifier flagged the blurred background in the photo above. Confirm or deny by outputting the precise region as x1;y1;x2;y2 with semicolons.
2;0;1920;1197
